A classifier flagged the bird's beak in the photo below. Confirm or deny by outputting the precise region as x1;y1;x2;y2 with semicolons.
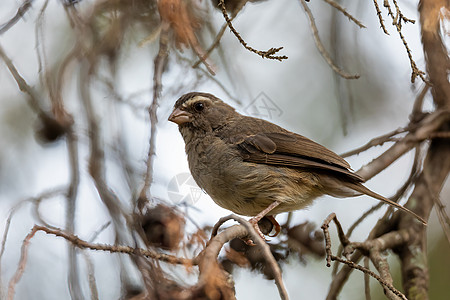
168;108;192;125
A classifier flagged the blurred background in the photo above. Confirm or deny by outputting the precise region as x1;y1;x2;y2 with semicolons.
0;0;448;299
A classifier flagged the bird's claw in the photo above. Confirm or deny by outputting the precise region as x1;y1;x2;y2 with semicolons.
266;215;281;237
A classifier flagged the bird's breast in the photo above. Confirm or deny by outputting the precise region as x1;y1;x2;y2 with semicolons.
185;136;324;216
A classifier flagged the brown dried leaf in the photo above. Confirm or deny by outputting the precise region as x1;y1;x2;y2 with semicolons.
141;204;186;250
158;0;202;50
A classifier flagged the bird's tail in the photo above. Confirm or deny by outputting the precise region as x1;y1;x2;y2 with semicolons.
347;182;427;225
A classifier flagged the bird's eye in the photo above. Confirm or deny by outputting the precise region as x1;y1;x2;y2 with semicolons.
193;102;204;112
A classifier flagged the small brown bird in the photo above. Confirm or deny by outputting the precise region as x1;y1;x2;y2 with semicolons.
168;92;426;236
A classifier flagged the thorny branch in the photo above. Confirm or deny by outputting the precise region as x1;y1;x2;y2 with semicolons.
372;0;427;82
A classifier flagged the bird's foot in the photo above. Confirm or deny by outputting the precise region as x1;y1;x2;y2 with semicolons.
241;215;282;245
243;201;282;245
265;216;281;237
245;218;268;245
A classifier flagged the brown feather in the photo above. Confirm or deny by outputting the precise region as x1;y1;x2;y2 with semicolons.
346;182;427;225
226;122;363;182
246;152;363;182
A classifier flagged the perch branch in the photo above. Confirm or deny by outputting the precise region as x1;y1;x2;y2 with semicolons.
209;214;289;300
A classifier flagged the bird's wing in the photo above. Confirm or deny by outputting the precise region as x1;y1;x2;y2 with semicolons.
234;131;364;182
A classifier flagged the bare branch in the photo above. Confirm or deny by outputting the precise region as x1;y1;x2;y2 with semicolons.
218;0;288;61
364;257;372;300
322;0;366;28
139;22;170;210
7;227;38;300
372;0;389;34
209;214;289;300
0;43;45;115
340;127;407;158
0;0;34;34
27;225;194;265
193;23;227;68
299;0;359;79
357;110;450;180
383;0;427;83
81;252;99;300
79;63;130;240
322;214;408;300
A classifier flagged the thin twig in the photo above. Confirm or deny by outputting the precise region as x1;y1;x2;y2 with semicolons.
79;62;130;242
332;203;383;276
410;85;430;123
423;170;450;246
31;225;194;265
364;257;371;300
0;43;45;115
0;188;66;271
193;22;227;68
383;0;426;83
82;252;99;300
372;0;389;34
299;0;359;79
340;127;407;158
340;128;407;157
330;255;407;300
139;22;170;210
34;0;50;91
66;127;82;299
0;0;34;34
7;227;38;300
322;0;366;28
218;0;288;61
322;215;408;300
357;109;450;180
193;0;250;69
321;213;350;267
88;222;112;243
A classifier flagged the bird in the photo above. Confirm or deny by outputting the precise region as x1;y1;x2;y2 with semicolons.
168;92;426;237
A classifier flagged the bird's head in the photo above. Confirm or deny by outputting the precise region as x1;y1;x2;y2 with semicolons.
169;92;237;136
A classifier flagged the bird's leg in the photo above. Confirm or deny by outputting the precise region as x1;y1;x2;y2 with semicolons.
248;200;282;241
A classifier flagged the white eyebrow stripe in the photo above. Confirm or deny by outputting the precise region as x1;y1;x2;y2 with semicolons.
183;96;214;107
